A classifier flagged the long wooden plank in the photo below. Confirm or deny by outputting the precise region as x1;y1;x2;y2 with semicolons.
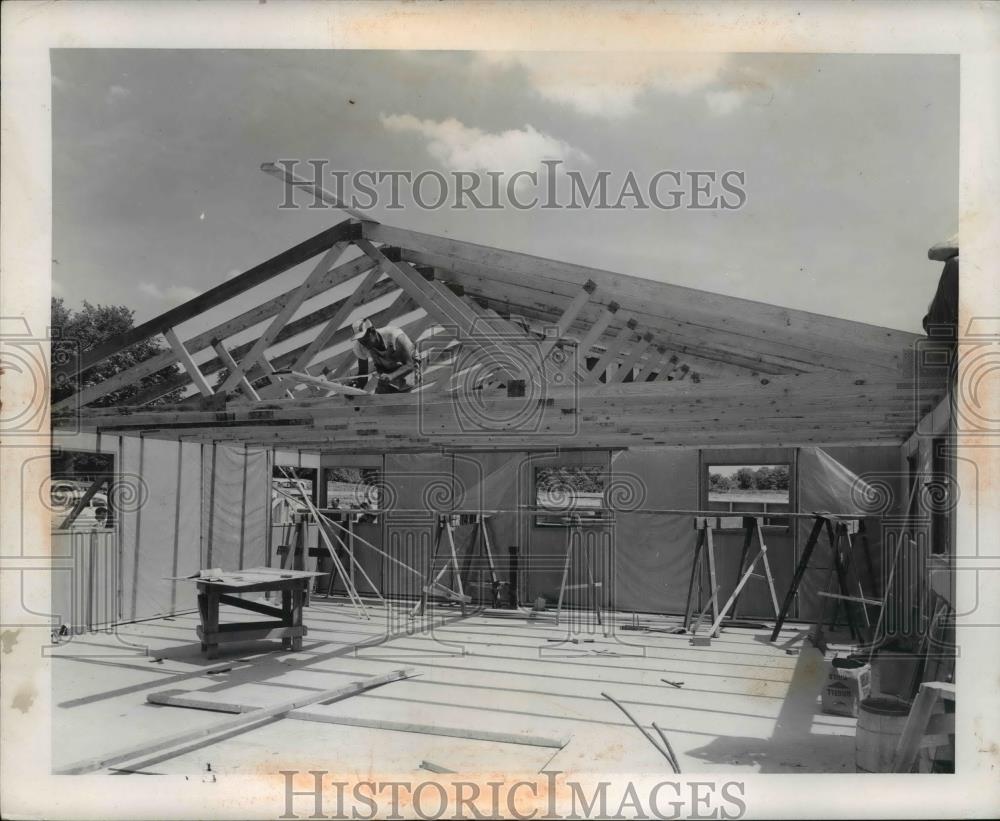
221;433;912;452
218;241;351;393
146;689;256;714
570;301;620;378
143;688;571;749
216;594;283;618
609;331;655;384
372;222;918;365
260;161;370;221
272;370;370;396
73;370;940;423
97;416;920;449
143;399;921;429
647;349;679;380
166;418;916;448
537;279;596;362
163;327;214;397
197;623;304;643
655;354;683;381
291;265;384;371
215;409;921;434
436;273;798;376
212;339;260;400
583;320;638;385
53;668;414;775
72;377;938;430
356;239;471;331
57;475;106;530
72;375;939;427
93;417;920;448
57;220;358;381
288;705;570;749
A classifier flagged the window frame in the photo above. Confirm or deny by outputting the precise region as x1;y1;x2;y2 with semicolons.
702;460;793;531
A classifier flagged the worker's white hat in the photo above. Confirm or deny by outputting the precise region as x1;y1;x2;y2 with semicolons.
928;231;958;261
351;318;374;340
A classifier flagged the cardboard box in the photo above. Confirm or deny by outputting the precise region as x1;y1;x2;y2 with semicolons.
822;657;872;718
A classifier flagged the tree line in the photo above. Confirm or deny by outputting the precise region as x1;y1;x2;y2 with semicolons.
708;465;789;493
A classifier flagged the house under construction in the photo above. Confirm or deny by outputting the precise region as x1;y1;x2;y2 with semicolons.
49;209;956;778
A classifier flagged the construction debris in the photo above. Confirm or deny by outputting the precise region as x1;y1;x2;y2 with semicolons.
56;668;415;775
601;692;677;771
419;760;456;774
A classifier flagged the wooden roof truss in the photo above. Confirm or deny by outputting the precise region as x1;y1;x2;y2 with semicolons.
52;212;946;452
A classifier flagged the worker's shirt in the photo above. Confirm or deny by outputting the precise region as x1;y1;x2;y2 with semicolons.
353;326;418;374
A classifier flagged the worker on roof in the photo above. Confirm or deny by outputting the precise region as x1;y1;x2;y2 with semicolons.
923;232;959;341
349;318;421;394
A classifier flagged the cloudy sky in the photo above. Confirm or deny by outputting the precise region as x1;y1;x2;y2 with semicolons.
52;50;957;334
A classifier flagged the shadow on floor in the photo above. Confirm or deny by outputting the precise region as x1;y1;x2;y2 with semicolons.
687;643;856;773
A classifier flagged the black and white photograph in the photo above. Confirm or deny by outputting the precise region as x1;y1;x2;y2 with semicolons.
1;2;998;819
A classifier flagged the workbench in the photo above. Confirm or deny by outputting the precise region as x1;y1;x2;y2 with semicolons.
187;568;325;658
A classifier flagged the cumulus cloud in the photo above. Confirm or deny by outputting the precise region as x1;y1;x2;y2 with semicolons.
705;89;747;116
106;84;131;104
380;113;590;173
138;282;200;303
476;52;731;119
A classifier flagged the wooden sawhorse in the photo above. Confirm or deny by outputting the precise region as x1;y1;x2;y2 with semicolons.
555;514;608;627
893;681;955;772
411;513;500;617
769;513;876;644
684;516;780;638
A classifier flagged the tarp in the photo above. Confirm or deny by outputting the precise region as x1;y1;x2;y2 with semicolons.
612;449;699;614
272;445;900;623
795;446;889;621
120;437;204;622
201;444;270;572
381;453;453;598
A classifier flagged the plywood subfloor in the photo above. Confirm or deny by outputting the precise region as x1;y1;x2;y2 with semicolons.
51;600;857;775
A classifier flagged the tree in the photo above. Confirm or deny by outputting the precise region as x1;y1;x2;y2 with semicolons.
772;465;790;491
51;298;184;407
736;467;757;491
709;472;733;492
755;466;776;490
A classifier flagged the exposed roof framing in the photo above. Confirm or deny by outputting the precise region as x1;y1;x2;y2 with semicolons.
53;215;943;452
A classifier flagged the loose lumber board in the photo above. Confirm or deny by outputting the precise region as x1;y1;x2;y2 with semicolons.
54;667;415;774
143;686;572;749
288;701;572;749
